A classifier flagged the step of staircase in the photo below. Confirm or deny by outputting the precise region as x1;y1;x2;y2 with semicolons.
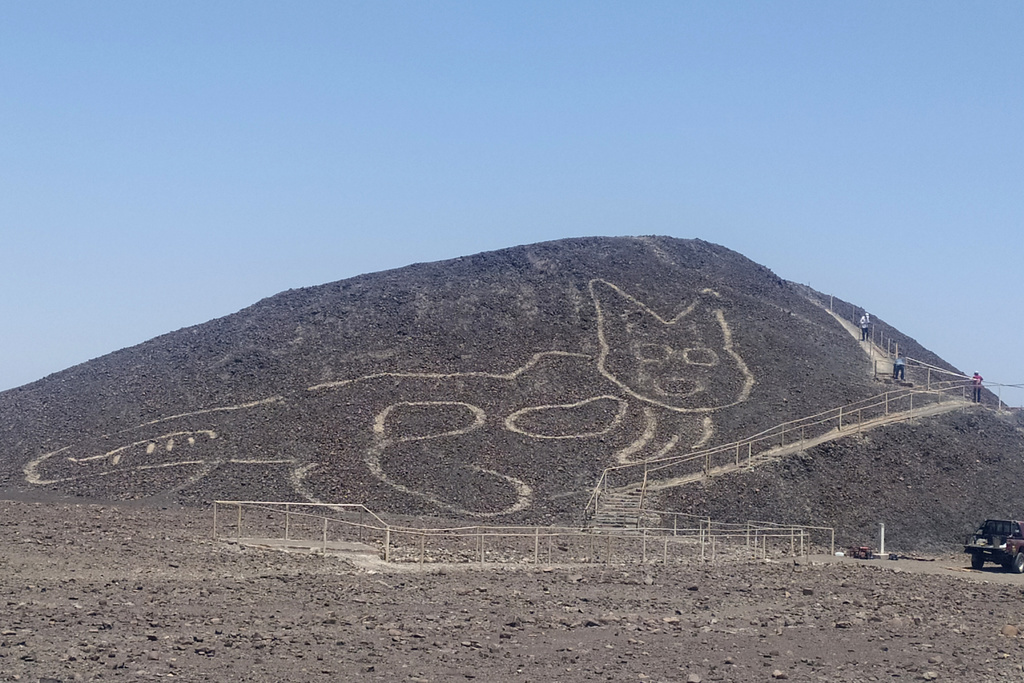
589;490;662;530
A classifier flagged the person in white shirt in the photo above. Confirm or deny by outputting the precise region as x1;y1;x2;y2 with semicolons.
859;313;871;341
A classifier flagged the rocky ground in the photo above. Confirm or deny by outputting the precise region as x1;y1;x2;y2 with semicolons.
4;499;1024;683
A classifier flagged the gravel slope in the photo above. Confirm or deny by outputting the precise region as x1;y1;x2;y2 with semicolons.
1;236;1014;549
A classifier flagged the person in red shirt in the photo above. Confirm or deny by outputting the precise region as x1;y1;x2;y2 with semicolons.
971;372;983;403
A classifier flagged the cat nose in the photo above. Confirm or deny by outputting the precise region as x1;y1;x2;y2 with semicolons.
653;375;705;398
682;347;719;366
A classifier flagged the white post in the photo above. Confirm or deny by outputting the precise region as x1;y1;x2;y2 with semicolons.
879;522;886;556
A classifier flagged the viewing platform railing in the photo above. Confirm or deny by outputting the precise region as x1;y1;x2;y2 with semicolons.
584;382;974;521
211;500;834;565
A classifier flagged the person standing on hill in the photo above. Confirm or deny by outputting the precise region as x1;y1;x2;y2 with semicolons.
892;355;905;381
972;372;984;403
860;313;871;341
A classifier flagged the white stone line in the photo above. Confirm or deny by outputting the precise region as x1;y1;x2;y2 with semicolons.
589;279;755;413
692;416;714;450
114;397;284;432
307;351;592;392
614;407;657;464
69;430;218;464
653;435;681;458
504;396;627;439
289;463;320;504
372;401;487;442
28;279;757;517
227;459;297;465
362;439;533;518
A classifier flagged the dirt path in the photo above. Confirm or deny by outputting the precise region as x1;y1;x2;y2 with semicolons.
4;500;1024;682
826;307;894;377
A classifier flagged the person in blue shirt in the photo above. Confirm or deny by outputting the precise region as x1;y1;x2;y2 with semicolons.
892;355;905;381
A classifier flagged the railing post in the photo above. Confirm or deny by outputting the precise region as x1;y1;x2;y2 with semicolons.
212;502;218;540
322;515;328;553
838;407;843;431
637;466;649;521
534;527;540;564
735;443;740;466
285;503;290;541
384;526;391;563
236;503;242;540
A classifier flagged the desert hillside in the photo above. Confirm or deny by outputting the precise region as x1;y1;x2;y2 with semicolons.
1;236;1016;548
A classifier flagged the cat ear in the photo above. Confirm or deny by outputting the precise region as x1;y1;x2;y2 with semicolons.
589;279;699;327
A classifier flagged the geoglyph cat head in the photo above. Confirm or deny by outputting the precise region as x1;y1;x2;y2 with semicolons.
589;279;754;413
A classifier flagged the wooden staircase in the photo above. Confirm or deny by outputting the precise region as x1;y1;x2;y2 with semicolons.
588;489;661;530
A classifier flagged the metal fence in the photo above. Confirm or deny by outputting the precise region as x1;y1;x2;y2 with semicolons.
211;501;834;566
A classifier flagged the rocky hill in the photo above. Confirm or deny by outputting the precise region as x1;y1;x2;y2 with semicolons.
1;236;1018;549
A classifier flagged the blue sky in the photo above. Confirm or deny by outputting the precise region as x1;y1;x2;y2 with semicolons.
2;2;1022;404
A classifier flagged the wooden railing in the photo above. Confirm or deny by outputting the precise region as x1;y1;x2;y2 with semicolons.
584;382;973;521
